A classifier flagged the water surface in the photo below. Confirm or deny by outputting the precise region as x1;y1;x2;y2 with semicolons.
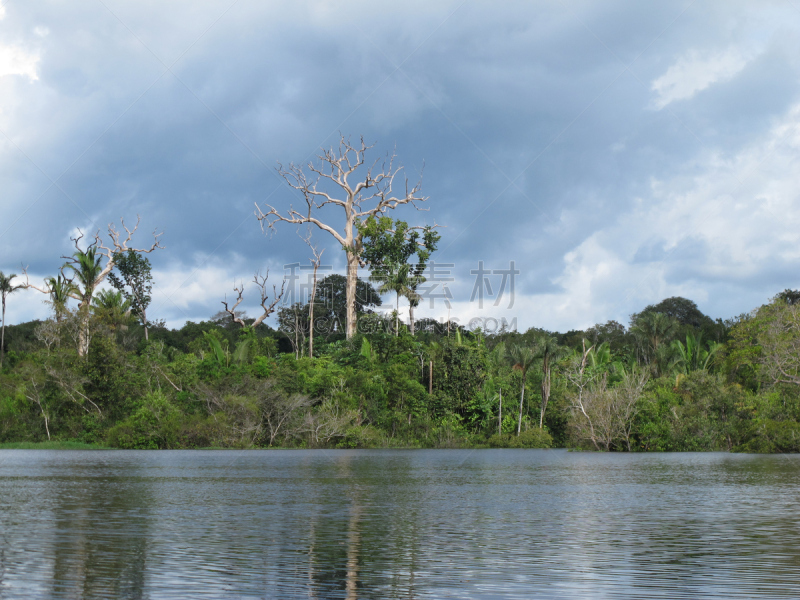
1;449;799;599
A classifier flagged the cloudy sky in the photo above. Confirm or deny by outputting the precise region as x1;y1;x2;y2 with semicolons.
2;0;800;332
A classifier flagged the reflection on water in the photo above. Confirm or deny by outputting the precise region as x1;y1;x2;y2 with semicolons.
1;450;799;599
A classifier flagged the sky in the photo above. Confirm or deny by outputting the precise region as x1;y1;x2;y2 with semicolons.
2;0;800;333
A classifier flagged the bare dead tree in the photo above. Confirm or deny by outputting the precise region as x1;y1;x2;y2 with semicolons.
567;340;648;451
300;399;358;446
256;135;433;339
263;392;313;447
614;369;649;451
35;319;61;351
301;230;325;359
195;380;264;447
758;303;800;387
17;365;51;440
566;340;600;449
221;270;286;329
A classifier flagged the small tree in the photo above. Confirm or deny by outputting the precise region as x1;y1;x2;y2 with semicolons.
276;302;309;358
736;300;800;388
0;271;24;368
108;249;154;340
92;288;133;331
567;339;649;451
358;215;440;335
566;340;602;449
43;274;78;324
301;231;325;358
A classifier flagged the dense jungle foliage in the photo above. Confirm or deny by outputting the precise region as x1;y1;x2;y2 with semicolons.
2;273;800;452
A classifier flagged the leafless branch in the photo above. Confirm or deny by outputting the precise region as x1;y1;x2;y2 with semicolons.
221;270;286;329
20;266;47;294
95;216;164;282
221;282;247;328
252;270;286;328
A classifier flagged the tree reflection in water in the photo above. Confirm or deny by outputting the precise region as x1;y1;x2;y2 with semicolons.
1;450;800;599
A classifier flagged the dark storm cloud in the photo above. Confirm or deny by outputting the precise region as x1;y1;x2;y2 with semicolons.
2;0;799;329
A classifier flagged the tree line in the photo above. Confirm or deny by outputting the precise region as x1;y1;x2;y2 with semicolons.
3;281;799;451
1;136;799;451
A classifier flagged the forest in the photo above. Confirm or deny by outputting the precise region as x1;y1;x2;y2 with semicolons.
2;264;799;452
1;139;799;452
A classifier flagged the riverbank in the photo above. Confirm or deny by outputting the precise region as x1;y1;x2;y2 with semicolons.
0;441;110;450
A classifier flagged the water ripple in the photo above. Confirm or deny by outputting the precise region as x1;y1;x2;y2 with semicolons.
0;450;799;599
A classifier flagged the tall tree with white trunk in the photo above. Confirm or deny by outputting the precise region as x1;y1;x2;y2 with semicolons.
256;135;430;339
0;272;24;368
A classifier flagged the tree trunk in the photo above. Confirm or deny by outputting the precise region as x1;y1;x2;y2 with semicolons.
498;387;502;435
346;251;358;339
294;310;300;359
395;293;400;336
540;356;550;429
309;296;314;358
309;261;320;359
77;302;91;357
429;360;433;395
517;379;525;436
39;404;50;441
0;299;6;368
409;302;415;335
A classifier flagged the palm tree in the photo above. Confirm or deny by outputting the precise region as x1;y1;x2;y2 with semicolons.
536;334;564;429
630;312;678;375
0;271;24;368
670;331;723;374
371;261;411;336
506;344;538;435
405;286;422;336
92;289;132;330
588;341;612;369
64;246;103;356
44;273;78;323
401;268;430;336
65;246;103;302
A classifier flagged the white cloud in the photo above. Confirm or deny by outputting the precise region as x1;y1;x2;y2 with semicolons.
650;47;752;110
541;101;800;328
0;44;39;81
391;97;800;332
149;255;292;328
3;277;54;325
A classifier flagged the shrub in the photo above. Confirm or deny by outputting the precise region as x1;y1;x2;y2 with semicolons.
337;425;385;448
488;428;552;449
735;419;800;453
106;391;181;449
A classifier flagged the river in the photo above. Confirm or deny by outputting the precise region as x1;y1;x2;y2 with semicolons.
0;449;798;599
